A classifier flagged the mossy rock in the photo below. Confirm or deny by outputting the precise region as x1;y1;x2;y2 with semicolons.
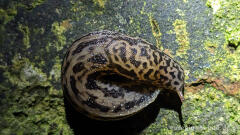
0;0;239;134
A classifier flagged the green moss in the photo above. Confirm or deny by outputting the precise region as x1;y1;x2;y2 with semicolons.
0;85;72;135
93;0;108;8
204;40;219;49
0;54;72;134
126;17;144;35
143;85;240;134
207;0;240;48
116;13;127;25
70;1;86;17
200;0;240;87
29;0;46;9
0;8;17;25
212;51;240;82
49;20;70;52
49;56;61;82
17;0;46;10
140;1;147;15
0;7;17;44
176;9;185;17
171;19;191;81
173;19;190;54
2;55;48;89
18;24;30;49
33;27;45;35
202;39;240;82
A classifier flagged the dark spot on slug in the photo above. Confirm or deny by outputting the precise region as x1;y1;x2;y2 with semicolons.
178;71;183;81
88;54;107;64
153;52;158;65
164;66;168;74
113;36;138;45
70;76;79;95
139;69;143;75
173;63;180;70
169;71;176;79
144;69;153;80
72;38;107;55
143;62;147;69
90;65;99;69
77;55;86;60
165;81;171;87
88;93;98;99
160;75;168;81
124;101;135;110
85;80;100;90
158;51;165;57
136;96;146;105
129;48;141;68
104;47;110;55
72;62;84;73
63;84;68;93
82;95;110;112
154;71;159;79
63;61;70;75
125;64;131;68
159;66;164;70
166;58;171;66
85;73;100;90
129;57;141;68
77;70;88;82
119;47;127;63
114;64;138;79
159;66;168;74
131;48;137;55
65;50;70;60
150;61;153;66
148;44;158;50
114;55;119;61
89;46;94;51
102;88;124;98
113;105;122;113
124;96;146;110
140;47;148;57
174;81;180;85
158;52;163;62
63;83;80;109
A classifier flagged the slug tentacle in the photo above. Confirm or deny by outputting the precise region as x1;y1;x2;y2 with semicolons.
61;30;184;120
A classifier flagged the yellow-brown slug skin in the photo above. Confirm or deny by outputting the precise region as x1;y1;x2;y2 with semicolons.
61;30;184;120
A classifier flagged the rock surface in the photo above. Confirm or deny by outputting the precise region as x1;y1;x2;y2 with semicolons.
0;0;239;134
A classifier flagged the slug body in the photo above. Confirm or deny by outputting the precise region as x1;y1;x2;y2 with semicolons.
61;31;184;120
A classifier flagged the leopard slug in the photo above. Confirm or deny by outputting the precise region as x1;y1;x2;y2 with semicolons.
61;30;184;120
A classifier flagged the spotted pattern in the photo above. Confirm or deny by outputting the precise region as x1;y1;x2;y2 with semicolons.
61;30;184;120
